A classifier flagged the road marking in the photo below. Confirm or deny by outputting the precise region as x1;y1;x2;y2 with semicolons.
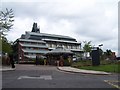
104;80;120;89
18;75;52;80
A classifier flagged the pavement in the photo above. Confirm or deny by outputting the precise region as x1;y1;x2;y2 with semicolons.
0;66;15;71
57;66;111;75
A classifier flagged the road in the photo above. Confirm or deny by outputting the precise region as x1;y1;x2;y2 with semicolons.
2;64;119;89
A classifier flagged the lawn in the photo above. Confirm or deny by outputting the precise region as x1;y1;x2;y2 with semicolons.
79;64;119;73
71;60;120;73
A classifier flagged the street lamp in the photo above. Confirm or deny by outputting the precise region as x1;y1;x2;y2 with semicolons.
99;44;103;47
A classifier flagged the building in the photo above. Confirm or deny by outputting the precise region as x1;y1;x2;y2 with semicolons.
46;46;73;66
14;23;82;63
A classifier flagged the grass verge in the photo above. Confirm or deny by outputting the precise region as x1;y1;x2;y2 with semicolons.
77;64;119;73
71;60;120;73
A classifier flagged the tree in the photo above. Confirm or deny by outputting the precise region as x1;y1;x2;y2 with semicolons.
83;41;92;59
0;8;14;36
0;8;14;55
2;36;13;54
99;48;104;60
104;49;112;60
0;8;14;65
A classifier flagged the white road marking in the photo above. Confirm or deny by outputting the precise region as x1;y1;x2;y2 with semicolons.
18;75;52;80
104;80;120;89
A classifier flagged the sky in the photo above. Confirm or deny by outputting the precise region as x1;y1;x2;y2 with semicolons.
1;0;119;56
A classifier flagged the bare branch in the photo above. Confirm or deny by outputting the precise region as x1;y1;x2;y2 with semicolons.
0;8;14;36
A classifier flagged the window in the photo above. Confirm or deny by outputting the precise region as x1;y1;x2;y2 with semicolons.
49;44;52;48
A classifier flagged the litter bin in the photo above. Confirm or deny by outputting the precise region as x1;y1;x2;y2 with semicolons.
91;47;100;66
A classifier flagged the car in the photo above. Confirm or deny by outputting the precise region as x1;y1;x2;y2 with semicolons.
116;57;120;60
73;57;77;61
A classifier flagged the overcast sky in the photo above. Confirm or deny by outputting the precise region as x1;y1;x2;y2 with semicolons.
1;0;119;56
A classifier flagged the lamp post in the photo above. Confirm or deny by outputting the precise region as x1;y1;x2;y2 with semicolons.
98;44;103;49
98;44;103;59
98;44;103;52
98;44;103;60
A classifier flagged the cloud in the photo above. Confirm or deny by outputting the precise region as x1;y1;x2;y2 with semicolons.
2;0;119;56
6;17;34;41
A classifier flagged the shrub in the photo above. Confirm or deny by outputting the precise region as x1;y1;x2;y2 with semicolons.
64;59;71;66
38;59;44;65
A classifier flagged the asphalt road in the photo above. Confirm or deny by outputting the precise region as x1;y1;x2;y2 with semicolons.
2;64;119;89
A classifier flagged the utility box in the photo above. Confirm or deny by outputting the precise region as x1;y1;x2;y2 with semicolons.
91;47;100;66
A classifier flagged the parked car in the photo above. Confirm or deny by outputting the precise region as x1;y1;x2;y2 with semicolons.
73;57;77;62
116;57;120;60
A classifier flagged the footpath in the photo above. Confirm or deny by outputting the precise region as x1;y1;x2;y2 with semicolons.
0;66;15;71
57;66;111;75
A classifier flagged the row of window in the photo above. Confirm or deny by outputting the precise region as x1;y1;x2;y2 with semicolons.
24;53;37;56
20;41;45;46
46;43;80;49
24;47;48;50
43;37;76;42
20;41;80;50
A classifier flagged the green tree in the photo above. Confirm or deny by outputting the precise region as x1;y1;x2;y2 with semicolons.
0;8;14;54
99;48;104;60
83;41;92;59
0;8;14;36
2;36;13;54
104;49;112;60
0;8;14;65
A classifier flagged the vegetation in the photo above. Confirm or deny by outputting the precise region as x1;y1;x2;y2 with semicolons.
71;60;120;73
1;36;13;65
73;40;118;73
2;36;13;54
104;49;113;60
72;60;92;67
79;64;119;73
64;59;71;66
0;8;14;65
83;41;92;59
83;41;92;52
0;8;14;54
0;8;14;36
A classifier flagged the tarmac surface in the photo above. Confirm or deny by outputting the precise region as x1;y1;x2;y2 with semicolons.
0;65;111;75
1;64;119;89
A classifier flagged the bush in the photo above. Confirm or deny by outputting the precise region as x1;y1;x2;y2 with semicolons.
2;56;10;65
71;60;92;67
64;59;71;66
38;59;44;65
100;60;118;65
